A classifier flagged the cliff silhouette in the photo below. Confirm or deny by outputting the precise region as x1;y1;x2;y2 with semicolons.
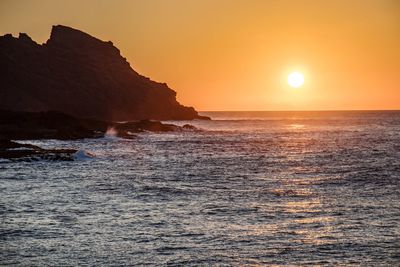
0;25;208;121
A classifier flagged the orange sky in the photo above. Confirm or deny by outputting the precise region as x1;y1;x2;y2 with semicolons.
1;0;399;111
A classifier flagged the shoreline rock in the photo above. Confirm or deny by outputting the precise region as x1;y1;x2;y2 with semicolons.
0;140;78;161
0;109;198;141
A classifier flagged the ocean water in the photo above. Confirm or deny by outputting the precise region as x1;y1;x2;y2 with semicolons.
1;111;399;266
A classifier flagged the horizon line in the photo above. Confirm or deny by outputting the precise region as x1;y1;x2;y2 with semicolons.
199;109;400;112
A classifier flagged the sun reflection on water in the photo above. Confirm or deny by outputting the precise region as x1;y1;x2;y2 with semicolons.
288;123;306;130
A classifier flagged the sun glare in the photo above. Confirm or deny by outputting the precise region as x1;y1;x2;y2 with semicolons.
288;72;304;88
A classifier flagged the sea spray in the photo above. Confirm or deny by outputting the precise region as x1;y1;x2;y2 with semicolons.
104;126;118;139
104;126;137;139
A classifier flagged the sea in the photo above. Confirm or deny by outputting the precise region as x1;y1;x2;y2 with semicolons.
1;111;399;266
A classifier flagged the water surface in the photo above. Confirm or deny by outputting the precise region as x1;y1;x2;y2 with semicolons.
1;111;399;265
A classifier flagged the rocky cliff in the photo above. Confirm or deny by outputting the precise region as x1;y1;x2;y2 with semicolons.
0;25;207;121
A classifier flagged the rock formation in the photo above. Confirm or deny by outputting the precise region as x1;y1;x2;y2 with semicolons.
0;140;78;161
0;25;208;121
0;109;195;140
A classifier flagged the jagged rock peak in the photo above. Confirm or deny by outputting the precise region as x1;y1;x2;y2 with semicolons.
46;25;120;55
18;33;36;44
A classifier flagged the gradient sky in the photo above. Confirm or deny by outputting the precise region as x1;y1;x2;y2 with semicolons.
1;0;399;111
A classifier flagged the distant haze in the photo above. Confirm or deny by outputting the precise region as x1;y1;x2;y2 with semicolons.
1;0;399;111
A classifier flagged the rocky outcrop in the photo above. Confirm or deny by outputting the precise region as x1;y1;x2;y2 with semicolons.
0;140;78;161
0;109;196;141
0;25;209;121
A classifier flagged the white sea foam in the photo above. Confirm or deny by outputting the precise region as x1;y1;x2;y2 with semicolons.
73;150;95;160
6;147;34;151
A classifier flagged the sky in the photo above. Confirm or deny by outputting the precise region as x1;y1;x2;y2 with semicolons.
1;0;399;111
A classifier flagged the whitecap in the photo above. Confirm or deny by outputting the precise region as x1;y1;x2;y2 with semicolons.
73;150;95;160
6;147;34;151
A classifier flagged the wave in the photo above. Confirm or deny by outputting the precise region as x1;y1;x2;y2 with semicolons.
73;150;95;160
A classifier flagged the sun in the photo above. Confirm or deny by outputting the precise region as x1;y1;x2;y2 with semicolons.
288;72;304;88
